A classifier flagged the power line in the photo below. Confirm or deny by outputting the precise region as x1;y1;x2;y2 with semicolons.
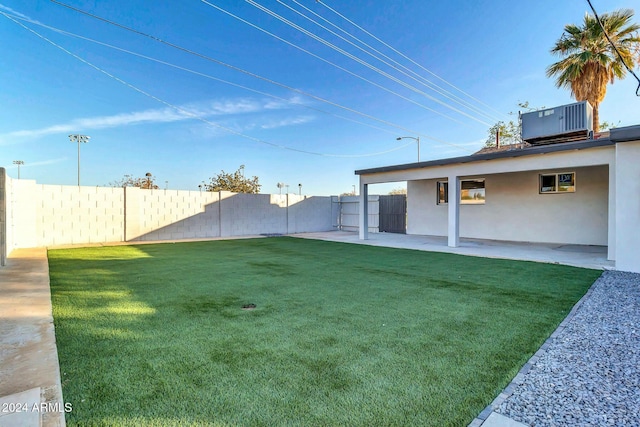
316;0;510;119
201;0;470;126
280;0;504;124
47;0;476;151
5;12;404;138
1;11;421;158
242;0;495;126
585;0;640;96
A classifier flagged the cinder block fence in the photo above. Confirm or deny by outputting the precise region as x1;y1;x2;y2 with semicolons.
0;168;380;265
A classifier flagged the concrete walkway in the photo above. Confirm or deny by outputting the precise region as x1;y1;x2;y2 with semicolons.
0;248;65;427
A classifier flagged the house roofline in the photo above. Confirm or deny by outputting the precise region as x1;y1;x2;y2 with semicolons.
355;138;614;175
355;124;640;176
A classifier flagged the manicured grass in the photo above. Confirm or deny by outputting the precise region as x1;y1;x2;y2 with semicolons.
49;237;601;426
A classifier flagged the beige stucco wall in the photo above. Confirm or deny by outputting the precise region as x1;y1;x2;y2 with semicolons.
407;165;609;245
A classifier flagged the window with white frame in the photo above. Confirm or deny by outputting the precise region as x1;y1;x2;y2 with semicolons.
437;179;485;204
539;172;575;193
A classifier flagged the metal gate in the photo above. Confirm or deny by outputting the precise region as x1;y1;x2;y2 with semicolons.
378;195;406;234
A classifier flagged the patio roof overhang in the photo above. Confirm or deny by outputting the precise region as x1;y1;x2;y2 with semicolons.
355;140;617;188
355;124;640;182
356;137;615;179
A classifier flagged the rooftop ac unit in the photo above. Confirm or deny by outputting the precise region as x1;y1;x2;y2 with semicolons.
521;101;593;145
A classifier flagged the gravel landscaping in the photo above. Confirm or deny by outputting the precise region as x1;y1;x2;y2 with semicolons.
497;270;640;426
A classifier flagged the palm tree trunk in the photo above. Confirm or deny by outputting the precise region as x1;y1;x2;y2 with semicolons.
593;103;600;133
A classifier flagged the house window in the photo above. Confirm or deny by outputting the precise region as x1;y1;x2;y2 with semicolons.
437;179;486;204
461;179;485;204
437;181;448;204
539;172;575;193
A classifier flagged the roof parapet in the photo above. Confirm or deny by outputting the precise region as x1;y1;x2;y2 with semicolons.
610;125;640;143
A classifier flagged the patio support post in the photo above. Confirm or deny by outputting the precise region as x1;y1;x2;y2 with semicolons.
607;160;616;261
359;181;368;240
447;175;460;247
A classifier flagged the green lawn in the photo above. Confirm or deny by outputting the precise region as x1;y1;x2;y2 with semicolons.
49;237;601;426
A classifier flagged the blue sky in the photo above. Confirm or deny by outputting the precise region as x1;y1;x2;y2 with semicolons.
1;0;638;195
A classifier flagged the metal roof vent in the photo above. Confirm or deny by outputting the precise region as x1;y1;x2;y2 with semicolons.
521;101;593;145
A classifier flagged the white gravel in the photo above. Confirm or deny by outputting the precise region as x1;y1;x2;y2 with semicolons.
497;270;640;426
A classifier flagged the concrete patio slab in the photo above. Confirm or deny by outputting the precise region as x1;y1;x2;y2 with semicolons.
294;231;613;270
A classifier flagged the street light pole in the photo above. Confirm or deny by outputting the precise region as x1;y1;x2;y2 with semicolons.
396;136;420;162
12;160;24;179
68;134;90;186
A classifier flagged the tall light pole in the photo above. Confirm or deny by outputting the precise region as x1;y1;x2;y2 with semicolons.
68;134;90;186
396;136;420;162
12;160;24;179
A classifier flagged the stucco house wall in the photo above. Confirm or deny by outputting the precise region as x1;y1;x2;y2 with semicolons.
615;140;640;273
407;165;608;245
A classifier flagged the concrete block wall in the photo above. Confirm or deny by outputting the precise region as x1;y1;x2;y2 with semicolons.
133;193;339;241
128;188;221;241
36;185;125;246
0;168;7;266
12;180;38;248
0;175;339;257
288;195;338;234
221;193;287;237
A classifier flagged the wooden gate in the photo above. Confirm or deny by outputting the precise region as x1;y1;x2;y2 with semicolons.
378;195;406;234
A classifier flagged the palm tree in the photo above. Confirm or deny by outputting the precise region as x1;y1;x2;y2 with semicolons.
547;9;640;132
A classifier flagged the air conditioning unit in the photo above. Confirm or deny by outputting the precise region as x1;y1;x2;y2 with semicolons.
521;101;593;145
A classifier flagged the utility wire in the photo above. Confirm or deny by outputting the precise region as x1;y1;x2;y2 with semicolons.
201;0;468;126
242;0;494;126
275;0;503;124
316;0;510;119
586;0;640;96
5;12;405;138
49;0;474;151
1;11;421;158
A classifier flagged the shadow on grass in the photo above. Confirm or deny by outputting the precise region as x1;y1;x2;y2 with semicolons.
49;237;602;426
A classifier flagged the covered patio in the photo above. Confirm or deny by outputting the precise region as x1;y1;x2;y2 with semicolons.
354;125;640;273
